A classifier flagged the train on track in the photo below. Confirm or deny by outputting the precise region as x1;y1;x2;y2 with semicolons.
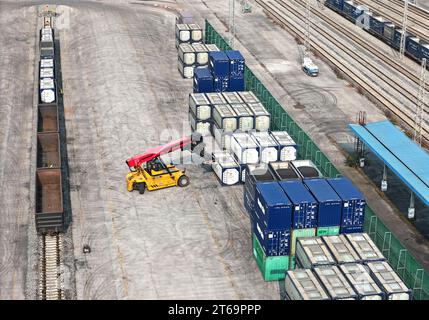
36;17;70;234
325;0;429;64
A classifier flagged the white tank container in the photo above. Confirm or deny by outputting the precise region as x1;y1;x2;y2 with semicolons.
40;90;55;104
41;58;54;68
270;131;297;161
178;57;194;79
188;23;203;42
246;102;270;131
322;235;361;264
175;24;191;42
313;266;358;300
40;68;54;79
189;93;211;120
285;269;330;300
345;233;385;263
40;78;54;90
295;237;336;269
213;123;233;151
191;43;208;65
231;133;259;165
229;104;254;131
250;131;278;163
189;108;211;136
205;44;220;52
212;104;238;133
222;91;244;105
212;152;240;185
339;263;384;300
178;43;196;65
366;261;411;300
206;92;227;105
238;91;259;104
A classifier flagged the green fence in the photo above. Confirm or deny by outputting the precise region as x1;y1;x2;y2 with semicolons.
205;20;428;299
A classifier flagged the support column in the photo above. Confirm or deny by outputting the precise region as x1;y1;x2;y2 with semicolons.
408;192;415;219
381;164;387;192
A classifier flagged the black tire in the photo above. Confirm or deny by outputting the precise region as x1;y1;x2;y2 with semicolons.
178;175;190;187
138;182;145;194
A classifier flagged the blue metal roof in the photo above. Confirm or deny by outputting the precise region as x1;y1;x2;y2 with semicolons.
348;120;429;206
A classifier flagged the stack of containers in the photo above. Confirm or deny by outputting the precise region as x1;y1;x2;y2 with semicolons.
322;234;362;264
304;179;342;237
212;104;237;151
188;93;212;136
295;237;336;269
279;180;318;270
284;269;330;300
327;177;366;234
244;164;277;214
175;23;202;48
270;131;298;162
194;50;245;93
250;131;279;163
211;152;241;186
251;181;293;281
313;266;358;300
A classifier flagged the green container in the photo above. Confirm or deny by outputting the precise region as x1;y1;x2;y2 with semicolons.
316;226;340;237
289;256;296;270
290;228;316;256
252;234;289;281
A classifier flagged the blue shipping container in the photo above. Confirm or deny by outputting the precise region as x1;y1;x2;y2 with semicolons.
228;76;245;92
344;2;365;22
406;36;422;60
393;28;408;49
326;0;344;11
225;50;245;78
244;165;277;213
253;219;291;256
213;75;229;92
209;51;230;77
193;67;214;93
327;177;366;227
254;182;292;230
303;178;342;227
340;225;364;234
278;180;318;229
369;16;385;37
422;43;429;61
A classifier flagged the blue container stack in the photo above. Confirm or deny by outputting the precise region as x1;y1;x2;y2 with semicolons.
194;50;245;93
327;177;366;234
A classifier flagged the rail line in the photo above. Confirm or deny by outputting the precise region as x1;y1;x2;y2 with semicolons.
390;0;429;21
356;0;429;44
255;0;429;145
39;233;63;300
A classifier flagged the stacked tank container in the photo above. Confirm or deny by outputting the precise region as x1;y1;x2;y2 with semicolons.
250;131;279;163
211;152;241;186
284;269;330;300
270;131;298;161
313;266;358;300
295;237;336;269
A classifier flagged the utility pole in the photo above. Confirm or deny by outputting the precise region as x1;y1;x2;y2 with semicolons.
399;0;409;59
413;58;427;145
304;0;311;57
229;0;236;48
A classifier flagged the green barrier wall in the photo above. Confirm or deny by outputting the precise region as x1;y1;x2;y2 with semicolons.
205;20;428;300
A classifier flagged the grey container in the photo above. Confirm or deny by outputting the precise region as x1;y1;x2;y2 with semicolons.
339;263;384;300
189;108;211;136
188;23;203;42
175;24;191;42
345;233;385;263
189;93;211;120
322;235;361;264
229;103;254;131
178;43;196;65
246;103;270;131
250;131;278;163
206;92;227;105
222;91;244;105
205;44;220;52
295;237;336;269
313;266;358;300
212;104;238;133
192;43;209;65
269;161;300;181
291;159;323;179
270;131;298;161
238;91;260;104
230;132;259;165
178;57;194;79
366;261;411;300
285;269;330;300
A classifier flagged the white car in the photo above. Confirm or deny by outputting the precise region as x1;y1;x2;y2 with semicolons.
302;57;319;77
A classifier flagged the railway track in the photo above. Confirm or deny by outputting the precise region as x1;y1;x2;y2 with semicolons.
390;0;429;21
357;0;429;44
39;233;63;300
255;0;429;145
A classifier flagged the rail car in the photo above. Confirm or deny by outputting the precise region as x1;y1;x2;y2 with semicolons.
325;0;429;65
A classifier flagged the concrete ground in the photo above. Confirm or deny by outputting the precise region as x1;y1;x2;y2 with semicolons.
0;0;428;300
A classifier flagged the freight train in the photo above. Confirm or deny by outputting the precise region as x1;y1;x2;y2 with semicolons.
325;0;429;64
36;17;70;234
